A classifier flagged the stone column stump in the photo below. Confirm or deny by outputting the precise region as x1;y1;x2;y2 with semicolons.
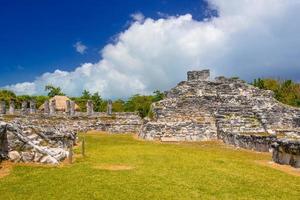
86;100;94;116
44;100;50;115
107;100;112;115
50;100;56;115
0;101;6;115
9;100;15;115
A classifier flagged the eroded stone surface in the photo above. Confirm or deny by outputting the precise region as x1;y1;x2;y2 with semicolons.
139;70;300;167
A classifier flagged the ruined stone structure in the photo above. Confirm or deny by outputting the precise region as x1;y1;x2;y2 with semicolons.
21;101;28;115
65;100;71;116
139;70;300;167
0;101;6;115
50;99;56;115
9;100;15;115
70;101;75;116
86;100;94;116
0;112;142;164
44;100;50;115
107;100;112;115
0;121;74;164
1;69;299;168
29;100;36;114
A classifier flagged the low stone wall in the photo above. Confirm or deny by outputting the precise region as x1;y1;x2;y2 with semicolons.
0;112;142;164
271;139;300;168
218;131;277;152
0;121;75;164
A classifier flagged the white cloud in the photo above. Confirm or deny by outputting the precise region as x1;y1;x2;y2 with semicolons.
130;12;145;23
3;0;300;98
74;41;87;54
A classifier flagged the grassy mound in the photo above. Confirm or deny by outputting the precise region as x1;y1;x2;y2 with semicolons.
0;132;299;200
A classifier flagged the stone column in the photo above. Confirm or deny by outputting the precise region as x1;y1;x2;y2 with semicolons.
65;100;71;116
0;101;6;114
21;101;28;115
50;99;56;115
44;100;50;115
86;100;94;116
9;100;15;115
70;101;75;116
29;100;36;114
107;100;112;115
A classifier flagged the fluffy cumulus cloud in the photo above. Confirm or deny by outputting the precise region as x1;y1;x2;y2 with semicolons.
130;12;145;23
4;0;300;98
74;41;87;54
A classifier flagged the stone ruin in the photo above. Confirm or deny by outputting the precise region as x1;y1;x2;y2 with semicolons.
0;69;299;168
0;99;142;164
139;69;300;168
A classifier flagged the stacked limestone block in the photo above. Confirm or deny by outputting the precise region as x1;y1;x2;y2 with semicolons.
0;121;75;164
140;69;300;142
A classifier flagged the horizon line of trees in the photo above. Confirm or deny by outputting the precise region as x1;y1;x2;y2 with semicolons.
0;85;165;118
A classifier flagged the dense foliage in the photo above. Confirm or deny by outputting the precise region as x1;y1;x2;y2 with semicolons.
253;78;300;107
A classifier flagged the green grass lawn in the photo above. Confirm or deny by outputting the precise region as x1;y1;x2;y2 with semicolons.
0;132;299;200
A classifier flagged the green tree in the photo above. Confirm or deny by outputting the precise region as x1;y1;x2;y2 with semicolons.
91;92;103;112
124;94;153;118
112;99;125;112
253;78;300;107
45;85;65;97
152;90;165;102
81;90;91;100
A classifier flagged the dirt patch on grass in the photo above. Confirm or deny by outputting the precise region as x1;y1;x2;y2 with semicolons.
93;164;134;171
0;161;13;178
256;160;300;177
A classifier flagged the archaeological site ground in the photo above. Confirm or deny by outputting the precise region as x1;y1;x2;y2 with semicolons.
0;70;299;199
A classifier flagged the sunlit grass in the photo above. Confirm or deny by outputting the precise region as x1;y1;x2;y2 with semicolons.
0;132;299;200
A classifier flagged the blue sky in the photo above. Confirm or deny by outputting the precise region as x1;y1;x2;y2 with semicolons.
0;0;210;86
1;0;300;98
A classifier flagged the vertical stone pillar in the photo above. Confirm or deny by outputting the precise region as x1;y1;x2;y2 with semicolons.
107;100;112;115
9;100;15;115
0;101;6;114
65;100;71;116
86;100;94;116
44;100;50;115
50;99;56;115
21;101;28;115
70;101;75;116
29;100;36;114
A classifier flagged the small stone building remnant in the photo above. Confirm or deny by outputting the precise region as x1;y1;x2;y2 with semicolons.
187;70;210;81
271;139;300;168
44;100;50;115
29;100;36;114
65;100;71;116
107;100;112;115
0;101;6;115
9;100;15;115
70;101;75;116
21;101;28;115
50;99;56;115
86;100;94;116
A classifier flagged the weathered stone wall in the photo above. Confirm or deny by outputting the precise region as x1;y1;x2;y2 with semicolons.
0;121;74;164
140;70;300;141
271;139;300;168
0;112;141;164
218;131;277;152
139;69;300;167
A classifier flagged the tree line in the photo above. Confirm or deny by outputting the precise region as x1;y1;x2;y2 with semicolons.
0;85;165;118
252;78;300;107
